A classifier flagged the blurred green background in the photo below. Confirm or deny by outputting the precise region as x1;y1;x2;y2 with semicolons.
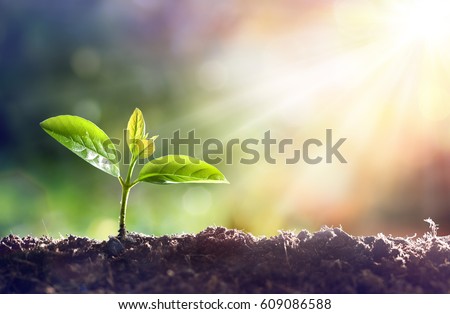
1;0;450;239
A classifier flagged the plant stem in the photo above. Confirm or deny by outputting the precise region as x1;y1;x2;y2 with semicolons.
118;183;131;239
118;157;138;239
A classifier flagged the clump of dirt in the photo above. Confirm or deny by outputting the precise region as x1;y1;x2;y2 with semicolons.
0;226;449;293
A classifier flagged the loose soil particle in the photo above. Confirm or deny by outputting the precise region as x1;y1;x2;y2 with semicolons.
0;227;449;293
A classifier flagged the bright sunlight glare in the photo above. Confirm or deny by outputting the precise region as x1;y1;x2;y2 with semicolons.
387;0;450;45
195;0;450;235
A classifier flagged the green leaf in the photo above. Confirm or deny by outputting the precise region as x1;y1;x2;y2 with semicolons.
127;108;146;157
138;155;228;184
40;115;120;177
138;135;159;159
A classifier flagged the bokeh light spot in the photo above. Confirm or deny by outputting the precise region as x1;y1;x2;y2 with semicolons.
70;47;101;78
73;99;102;123
182;187;212;216
88;218;118;239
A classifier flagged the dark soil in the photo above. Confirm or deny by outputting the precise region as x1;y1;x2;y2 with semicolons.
1;226;449;293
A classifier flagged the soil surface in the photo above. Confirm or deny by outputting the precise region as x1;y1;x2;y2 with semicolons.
1;226;449;293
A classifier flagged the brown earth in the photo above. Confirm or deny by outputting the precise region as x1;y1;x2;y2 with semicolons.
0;226;449;293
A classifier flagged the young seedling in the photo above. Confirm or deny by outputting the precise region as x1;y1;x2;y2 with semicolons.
40;108;228;239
